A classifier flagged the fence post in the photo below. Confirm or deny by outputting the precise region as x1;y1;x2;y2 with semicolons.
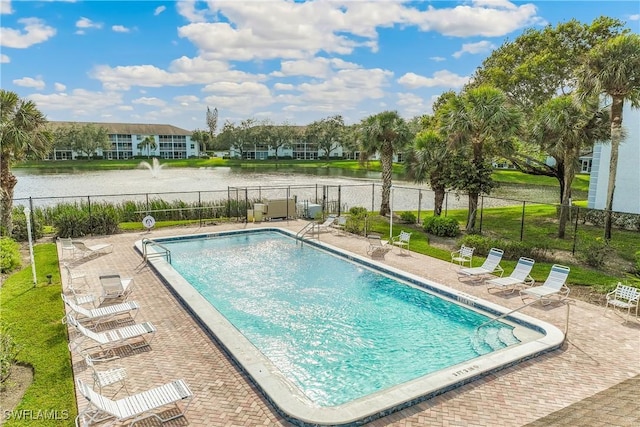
444;192;448;217
479;196;484;234
572;206;579;255
28;197;35;237
417;190;422;224
198;191;202;227
88;196;93;235
371;184;375;213
338;186;342;216
315;184;318;204
227;187;231;219
245;188;249;224
520;201;526;241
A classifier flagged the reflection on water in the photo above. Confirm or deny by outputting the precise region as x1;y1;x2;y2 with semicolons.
13;166;568;210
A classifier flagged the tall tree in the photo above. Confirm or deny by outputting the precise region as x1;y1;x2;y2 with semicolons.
270;122;298;161
440;86;522;231
359;111;412;216
206;106;218;138
305;115;345;160
191;129;212;154
0;90;52;235
531;95;610;237
138;135;157;158
577;33;640;240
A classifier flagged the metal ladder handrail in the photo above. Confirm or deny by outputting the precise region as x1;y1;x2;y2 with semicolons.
141;238;172;264
296;221;317;243
475;299;540;331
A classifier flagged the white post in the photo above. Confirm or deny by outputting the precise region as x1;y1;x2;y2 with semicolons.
24;207;37;286
389;186;394;241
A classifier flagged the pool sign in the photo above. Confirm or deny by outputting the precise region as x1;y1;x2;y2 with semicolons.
142;215;156;230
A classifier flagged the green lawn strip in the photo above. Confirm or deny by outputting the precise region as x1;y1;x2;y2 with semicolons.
492;170;590;192
0;243;76;426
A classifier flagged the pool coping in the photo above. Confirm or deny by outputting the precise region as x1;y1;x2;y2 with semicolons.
135;227;565;427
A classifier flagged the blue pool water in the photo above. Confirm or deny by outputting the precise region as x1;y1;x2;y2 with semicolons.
160;231;519;407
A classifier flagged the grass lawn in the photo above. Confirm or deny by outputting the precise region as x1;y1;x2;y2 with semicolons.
0;243;76;426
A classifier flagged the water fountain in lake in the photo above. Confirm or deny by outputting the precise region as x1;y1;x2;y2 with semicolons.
139;158;165;178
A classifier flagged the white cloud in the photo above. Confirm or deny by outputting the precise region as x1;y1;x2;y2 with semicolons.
132;97;166;107
28;89;124;117
118;105;134;111
0;53;9;63
272;57;362;79
54;82;66;91
397;70;469;89
174;95;199;104
430;56;446;62
176;0;208;23
452;40;496;58
1;0;12;14
629;14;639;21
154;6;166;16
274;83;295;91
0;17;56;48
112;25;130;33
396;92;429;118
13;76;45;90
76;17;102;30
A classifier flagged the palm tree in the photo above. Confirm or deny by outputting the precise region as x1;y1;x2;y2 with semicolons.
440;85;521;231
359;111;412;216
404;130;451;216
531;95;610;238
577;33;640;240
0;90;52;235
138;135;157;158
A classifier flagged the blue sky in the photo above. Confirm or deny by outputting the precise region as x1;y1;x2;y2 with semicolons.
1;1;639;131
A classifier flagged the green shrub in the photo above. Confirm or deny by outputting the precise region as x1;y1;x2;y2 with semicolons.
0;238;21;274
459;234;552;261
10;207;44;242
423;216;460;237
635;251;640;275
578;235;608;268
88;204;120;235
459;234;494;255
0;324;22;384
348;206;367;217
399;211;416;224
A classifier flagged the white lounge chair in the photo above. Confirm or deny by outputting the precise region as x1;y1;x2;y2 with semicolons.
520;264;571;305
66;313;156;358
99;274;135;302
72;240;113;259
390;231;411;254
316;214;337;232
332;215;347;233
84;354;128;396
59;237;80;259
604;282;639;322
458;248;504;281
451;244;475;268
366;235;391;258
75;377;192;427
486;257;535;294
62;293;139;326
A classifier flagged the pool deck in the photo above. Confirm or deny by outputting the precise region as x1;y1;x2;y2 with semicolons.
62;220;640;427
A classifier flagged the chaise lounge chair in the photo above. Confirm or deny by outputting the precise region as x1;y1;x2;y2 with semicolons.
99;274;135;303
486;257;535;294
520;264;570;305
72;240;113;259
366;235;391;258
458;248;504;281
62;293;139;326
66;312;156;359
75;377;193;427
316;214;337;232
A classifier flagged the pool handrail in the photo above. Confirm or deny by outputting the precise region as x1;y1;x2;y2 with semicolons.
141;238;172;264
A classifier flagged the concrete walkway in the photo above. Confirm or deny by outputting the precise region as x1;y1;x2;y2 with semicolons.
61;221;640;426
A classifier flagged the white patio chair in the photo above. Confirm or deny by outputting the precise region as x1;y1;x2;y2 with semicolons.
366;235;391;258
84;354;128;397
316;214;337;232
66;313;156;359
390;231;412;254
63;262;89;288
451;245;475;268
604;282;639;322
75;377;192;427
62;293;139;326
99;274;135;303
458;248;504;281
486;257;535;294
59;237;80;259
520;264;571;305
72;240;113;259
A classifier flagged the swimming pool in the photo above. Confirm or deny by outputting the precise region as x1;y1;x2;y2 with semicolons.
137;228;564;426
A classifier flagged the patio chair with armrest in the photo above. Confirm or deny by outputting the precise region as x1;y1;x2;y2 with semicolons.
75;377;193;427
458;248;504;281
451;245;475;268
390;231;412;254
366;235;391;258
486;257;535;294
99;274;135;303
604;282;639;322
520;264;570;305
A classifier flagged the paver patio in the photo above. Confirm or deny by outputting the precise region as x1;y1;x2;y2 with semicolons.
61;220;640;426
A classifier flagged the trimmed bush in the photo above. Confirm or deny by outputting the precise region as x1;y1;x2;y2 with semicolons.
578;235;608;268
10;208;44;242
0;324;21;384
423;216;460;237
0;238;21;273
399;211;416;224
